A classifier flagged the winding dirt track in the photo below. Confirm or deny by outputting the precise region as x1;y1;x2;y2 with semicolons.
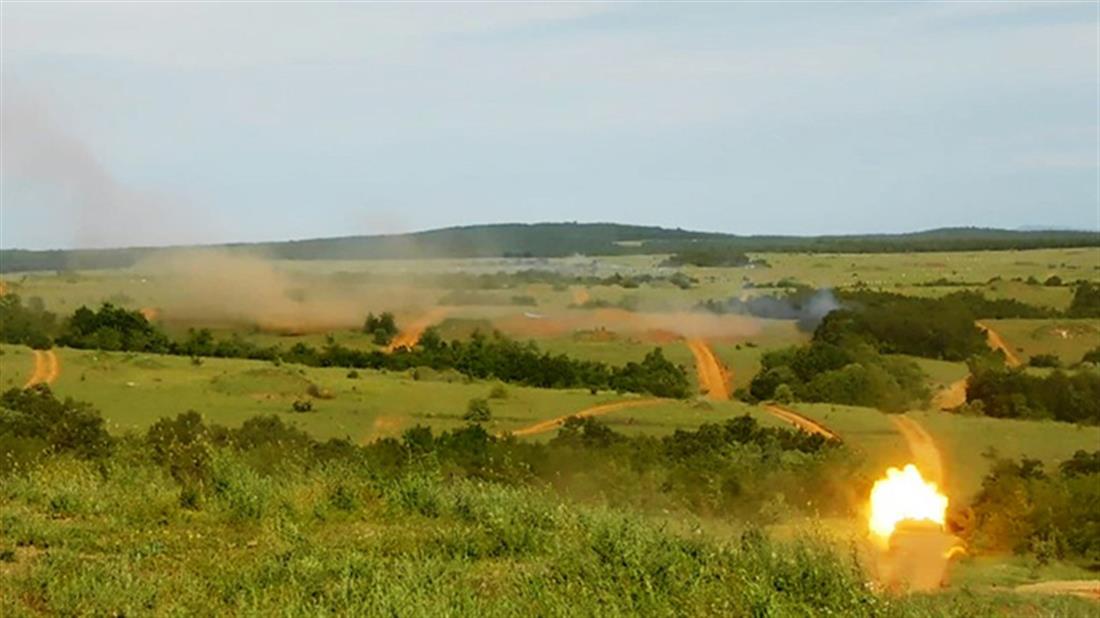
24;349;60;388
891;415;944;487
932;378;968;410
386;308;450;351
687;339;730;400
1014;580;1100;600
762;404;839;440
976;321;1021;367
508;399;664;438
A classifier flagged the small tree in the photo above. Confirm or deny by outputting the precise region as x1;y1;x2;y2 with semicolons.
774;383;795;404
463;397;491;422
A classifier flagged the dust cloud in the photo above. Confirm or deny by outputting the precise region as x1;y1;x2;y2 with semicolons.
1;86;208;249
134;250;430;334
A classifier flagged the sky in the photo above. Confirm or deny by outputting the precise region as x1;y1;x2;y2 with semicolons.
1;2;1098;250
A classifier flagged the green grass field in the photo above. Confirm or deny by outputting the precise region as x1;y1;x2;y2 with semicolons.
0;344;785;442
980;318;1100;365
3;247;1099;611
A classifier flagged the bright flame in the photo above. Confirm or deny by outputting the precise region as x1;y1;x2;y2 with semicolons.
869;464;948;545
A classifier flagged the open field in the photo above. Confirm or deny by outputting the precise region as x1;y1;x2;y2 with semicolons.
3;244;1099;612
980;318;1100;366
0;344;784;442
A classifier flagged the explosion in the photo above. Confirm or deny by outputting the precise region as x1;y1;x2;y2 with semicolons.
868;464;948;546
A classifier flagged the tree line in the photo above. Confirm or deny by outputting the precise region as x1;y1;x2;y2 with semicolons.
0;297;690;399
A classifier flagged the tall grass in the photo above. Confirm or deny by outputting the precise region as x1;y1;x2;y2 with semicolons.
1;446;1094;616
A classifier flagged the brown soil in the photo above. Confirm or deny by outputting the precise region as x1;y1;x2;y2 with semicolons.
363;416;402;443
891;415;944;487
1014;580;1100;600
24;349;60;388
687;339;730;400
762;404;839;440
508;399;664;438
976;321;1021;367
932;378;968;410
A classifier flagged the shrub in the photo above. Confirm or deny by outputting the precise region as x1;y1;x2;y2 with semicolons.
145;411;215;488
1028;353;1060;368
292;399;313;413
0;386;112;466
364;312;399;344
773;384;794;404
488;384;508;400
463;398;491;423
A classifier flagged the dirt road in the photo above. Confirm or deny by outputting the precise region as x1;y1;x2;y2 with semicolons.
932;378;968;410
762;404;839;440
1014;580;1100;600
976;321;1021;368
687;339;730;400
891;415;944;487
24;349;60;388
386;308;450;351
508;398;664;437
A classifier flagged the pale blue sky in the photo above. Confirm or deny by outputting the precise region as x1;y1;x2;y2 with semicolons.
2;2;1097;249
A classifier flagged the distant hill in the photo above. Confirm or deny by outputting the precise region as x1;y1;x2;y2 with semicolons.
1;223;1097;273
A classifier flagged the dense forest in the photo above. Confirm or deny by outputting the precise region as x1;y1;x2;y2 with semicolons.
3;222;1098;272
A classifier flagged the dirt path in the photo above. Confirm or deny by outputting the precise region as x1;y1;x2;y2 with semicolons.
687;339;730;400
1015;580;1100;600
386;307;450;351
24;349;60;388
762;404;839;440
932;378;968;410
976;321;1021;368
891;415;944;487
508;398;664;438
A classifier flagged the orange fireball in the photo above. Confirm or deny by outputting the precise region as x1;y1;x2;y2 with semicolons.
868;464;948;546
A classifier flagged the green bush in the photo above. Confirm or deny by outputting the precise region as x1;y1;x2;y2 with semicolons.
463;397;491;423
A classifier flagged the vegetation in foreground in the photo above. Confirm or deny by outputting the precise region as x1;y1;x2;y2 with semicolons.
2;387;1098;616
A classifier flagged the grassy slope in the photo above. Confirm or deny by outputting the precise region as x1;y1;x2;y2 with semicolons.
0;344;780;442
788;403;1100;500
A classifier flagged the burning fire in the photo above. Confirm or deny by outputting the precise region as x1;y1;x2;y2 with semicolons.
868;464;948;546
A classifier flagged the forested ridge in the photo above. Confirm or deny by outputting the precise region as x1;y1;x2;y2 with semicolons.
3;222;1097;272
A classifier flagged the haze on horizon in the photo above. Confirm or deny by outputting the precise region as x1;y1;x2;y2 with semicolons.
1;2;1097;251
